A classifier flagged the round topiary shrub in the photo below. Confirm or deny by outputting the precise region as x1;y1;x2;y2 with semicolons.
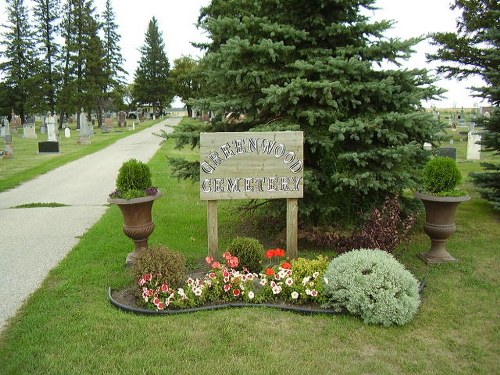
323;249;420;326
133;245;186;289
116;158;152;198
226;237;265;273
423;156;462;195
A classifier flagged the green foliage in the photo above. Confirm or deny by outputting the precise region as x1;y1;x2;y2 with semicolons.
133;245;186;290
226;237;265;273
188;0;444;226
323;249;420;326
116;158;152;196
422;157;462;194
430;0;499;210
290;255;330;280
133;17;173;114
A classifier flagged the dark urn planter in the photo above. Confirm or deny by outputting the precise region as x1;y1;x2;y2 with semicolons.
108;192;162;266
415;192;470;264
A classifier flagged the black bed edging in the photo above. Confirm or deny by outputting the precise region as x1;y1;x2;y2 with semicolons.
108;280;425;316
108;287;338;316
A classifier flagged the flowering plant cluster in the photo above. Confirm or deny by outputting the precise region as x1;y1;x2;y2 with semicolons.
137;249;328;311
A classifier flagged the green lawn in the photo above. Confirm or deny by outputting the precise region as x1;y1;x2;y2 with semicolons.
0;119;498;374
0;118;162;192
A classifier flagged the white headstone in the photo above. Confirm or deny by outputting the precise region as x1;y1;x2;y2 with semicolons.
46;113;57;141
79;110;91;144
467;131;481;160
65;127;71;138
423;142;432;151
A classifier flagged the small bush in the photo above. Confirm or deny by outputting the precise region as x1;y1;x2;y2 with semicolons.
226;237;264;273
116;159;152;194
323;249;420;326
133;245;186;290
423;156;462;194
291;255;330;280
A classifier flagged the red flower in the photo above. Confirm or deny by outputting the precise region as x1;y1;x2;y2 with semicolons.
160;284;169;292
147;289;154;296
265;268;275;276
144;273;153;282
275;248;286;257
157;302;166;310
265;249;275;259
281;262;292;270
233;289;241;297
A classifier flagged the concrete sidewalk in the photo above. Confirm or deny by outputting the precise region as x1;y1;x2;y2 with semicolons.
0;117;180;331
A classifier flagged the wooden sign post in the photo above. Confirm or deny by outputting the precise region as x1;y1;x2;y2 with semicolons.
200;131;304;258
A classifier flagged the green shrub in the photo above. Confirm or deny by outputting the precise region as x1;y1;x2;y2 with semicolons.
291;255;330;280
226;237;264;273
116;159;152;195
133;245;186;289
323;249;420;326
423;156;462;194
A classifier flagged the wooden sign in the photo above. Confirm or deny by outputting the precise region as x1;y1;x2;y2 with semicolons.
200;131;304;200
200;131;304;259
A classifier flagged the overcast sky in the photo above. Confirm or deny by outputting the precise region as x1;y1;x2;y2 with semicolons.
0;0;487;108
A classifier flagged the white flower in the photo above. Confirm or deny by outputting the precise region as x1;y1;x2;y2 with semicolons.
272;285;282;295
324;277;329;284
305;288;311;296
285;277;294;286
259;278;267;286
291;291;299;299
302;276;311;286
193;287;202;297
313;272;319;278
310;289;318;297
177;288;186;298
248;291;255;300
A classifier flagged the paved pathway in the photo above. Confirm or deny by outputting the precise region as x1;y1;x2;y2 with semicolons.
0;117;180;331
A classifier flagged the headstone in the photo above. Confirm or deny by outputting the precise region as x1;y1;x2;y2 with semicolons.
436;147;456;160
104;117;113;132
1;118;9;138
64;128;71;138
38;141;60;153
118;111;127;127
78;110;91;144
23;117;37;139
46;112;58;141
2;143;13;159
423;142;432;151
467;131;481;160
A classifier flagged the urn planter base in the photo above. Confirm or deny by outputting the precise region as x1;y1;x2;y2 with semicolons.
415;192;470;265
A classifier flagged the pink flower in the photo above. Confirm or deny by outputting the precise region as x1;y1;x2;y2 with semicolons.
228;256;239;268
209;272;217;279
224;284;231;292
153;297;161;306
144;273;153;282
205;256;214;265
212;261;221;269
138;278;146;286
157;302;166;310
222;252;231;260
160;284;169;292
310;289;318;297
147;289;154;297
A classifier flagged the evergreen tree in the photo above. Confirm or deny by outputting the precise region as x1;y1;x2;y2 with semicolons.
133;17;173;116
101;0;126;112
32;0;61;115
429;0;500;210
171;56;202;116
58;0;104;126
184;0;443;226
0;0;38;121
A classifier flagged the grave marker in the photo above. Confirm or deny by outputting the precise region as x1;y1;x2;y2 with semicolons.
467;131;481;160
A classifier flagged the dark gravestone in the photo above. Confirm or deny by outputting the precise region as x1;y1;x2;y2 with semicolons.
38;141;60;153
436;147;456;160
5;135;12;143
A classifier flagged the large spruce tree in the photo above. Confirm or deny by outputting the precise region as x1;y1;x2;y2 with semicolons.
133;17;173;116
32;0;61;115
430;0;500;210
0;0;38;121
186;0;443;226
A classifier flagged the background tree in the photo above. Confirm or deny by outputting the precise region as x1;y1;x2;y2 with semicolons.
32;0;61;115
57;0;104;127
171;55;202;117
0;0;38;122
133;17;173;117
101;0;126;114
177;0;443;227
429;0;500;210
